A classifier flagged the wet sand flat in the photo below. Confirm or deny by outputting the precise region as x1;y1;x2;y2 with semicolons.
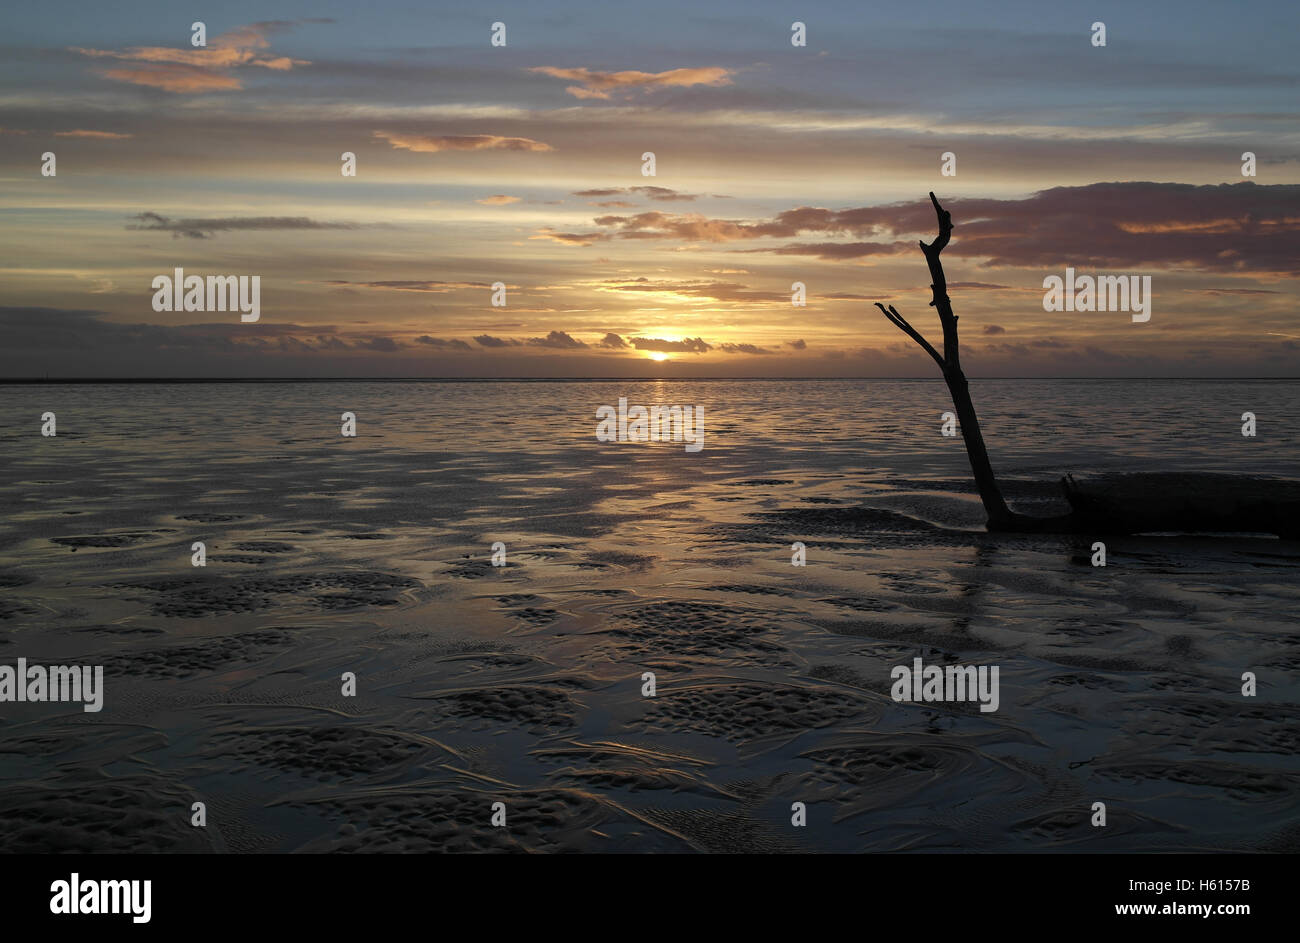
1;379;1298;853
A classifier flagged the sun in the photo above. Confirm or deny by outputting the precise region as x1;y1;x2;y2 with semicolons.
647;352;670;362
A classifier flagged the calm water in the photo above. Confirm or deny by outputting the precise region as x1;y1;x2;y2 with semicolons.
0;379;1297;853
3;377;1297;472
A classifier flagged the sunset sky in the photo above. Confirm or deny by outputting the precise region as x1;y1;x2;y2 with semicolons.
2;0;1297;378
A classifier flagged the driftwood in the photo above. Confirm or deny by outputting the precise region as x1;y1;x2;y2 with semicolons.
1061;473;1300;538
876;192;1300;538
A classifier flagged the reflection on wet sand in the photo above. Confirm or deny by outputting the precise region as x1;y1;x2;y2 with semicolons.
0;379;1297;852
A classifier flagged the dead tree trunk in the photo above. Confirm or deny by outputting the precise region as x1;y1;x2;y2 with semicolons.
876;192;1061;531
876;193;1300;538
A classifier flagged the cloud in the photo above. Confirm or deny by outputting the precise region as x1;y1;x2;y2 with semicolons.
718;343;774;355
324;279;484;292
589;207;898;247
415;336;472;350
573;186;698;202
921;182;1300;274
630;336;712;353
529;228;608;247
0;306;399;361
598;332;627;349
3;127;132;138
787;339;807;350
983;343;1031;357
473;334;521;348
71;21;312;92
633;186;697;202
592;210;776;243
768;241;899;259
576;183;1300;274
93;65;243;93
983;324;1006;334
129;212;360;239
471;331;588;349
476;194;522;205
529;66;733;100
54;129;133;139
782;182;1300;274
526;330;587;349
598;277;788;303
374;132;552;153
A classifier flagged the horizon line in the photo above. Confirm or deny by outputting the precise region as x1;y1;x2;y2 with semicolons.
2;376;1297;384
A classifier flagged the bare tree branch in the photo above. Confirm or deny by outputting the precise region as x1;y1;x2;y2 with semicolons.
920;190;960;370
874;192;959;370
875;302;944;370
920;190;952;255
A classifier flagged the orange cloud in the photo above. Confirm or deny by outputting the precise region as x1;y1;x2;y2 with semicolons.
53;129;133;139
324;280;489;292
529;66;733;99
71;22;309;92
375;132;553;153
476;194;522;205
529;228;608;246
99;65;244;92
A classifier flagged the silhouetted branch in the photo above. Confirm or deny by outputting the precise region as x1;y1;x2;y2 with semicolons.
874;302;944;369
920;190;951;255
920;191;960;370
875;191;960;372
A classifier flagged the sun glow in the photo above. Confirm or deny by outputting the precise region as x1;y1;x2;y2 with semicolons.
647;352;670;362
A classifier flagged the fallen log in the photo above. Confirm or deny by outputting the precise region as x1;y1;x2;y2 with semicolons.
1060;473;1300;538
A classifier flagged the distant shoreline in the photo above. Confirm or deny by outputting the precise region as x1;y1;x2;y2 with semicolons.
2;377;1296;385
